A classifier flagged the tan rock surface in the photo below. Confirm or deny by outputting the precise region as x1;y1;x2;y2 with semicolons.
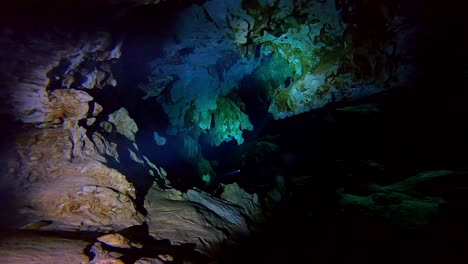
220;182;264;223
10;125;144;231
92;131;120;163
100;121;114;133
0;232;90;264
93;102;104;116
89;242;125;264
97;233;132;249
48;89;94;122
145;185;243;255
108;107;139;141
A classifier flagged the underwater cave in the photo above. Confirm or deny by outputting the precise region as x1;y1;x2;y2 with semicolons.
1;0;468;263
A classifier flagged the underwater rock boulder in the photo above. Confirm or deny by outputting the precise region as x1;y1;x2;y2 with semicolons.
142;156;171;187
338;170;452;227
184;189;250;234
97;233;134;249
108;107;139;141
145;185;253;255
9;124;144;231
220;182;264;223
92;132;120;163
89;242;125;264
93;102;105;117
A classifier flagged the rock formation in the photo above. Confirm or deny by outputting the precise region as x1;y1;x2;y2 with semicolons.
10;125;145;231
0;232;90;264
145;183;263;255
107;107;139;142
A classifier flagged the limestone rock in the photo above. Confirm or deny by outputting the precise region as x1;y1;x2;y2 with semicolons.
129;148;145;164
10;125;144;231
92;132;120;163
87;117;97;126
89;242;125;264
108;107;138;141
145;186;244;254
97;233;132;249
0;232;90;264
100;121;114;133
184;189;250;234
93;102;104;116
220;182;264;223
149;185;183;201
143;156;170;186
81;68;100;89
48;88;93;121
3;31;119;124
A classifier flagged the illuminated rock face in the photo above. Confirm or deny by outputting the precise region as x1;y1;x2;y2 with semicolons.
0;234;90;264
1;28;144;232
268;73;328;119
10;126;144;231
145;184;263;255
3;31;120;125
108;107;139;142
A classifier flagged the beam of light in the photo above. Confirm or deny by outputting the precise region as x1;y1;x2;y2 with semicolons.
220;169;241;177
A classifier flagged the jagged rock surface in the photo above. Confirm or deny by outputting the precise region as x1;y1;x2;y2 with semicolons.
184;189;250;234
145;185;263;255
92;131;120;163
97;233;134;249
1;30;120;124
220;182;264;223
108;107;139;141
89;242;125;264
9;125;144;231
